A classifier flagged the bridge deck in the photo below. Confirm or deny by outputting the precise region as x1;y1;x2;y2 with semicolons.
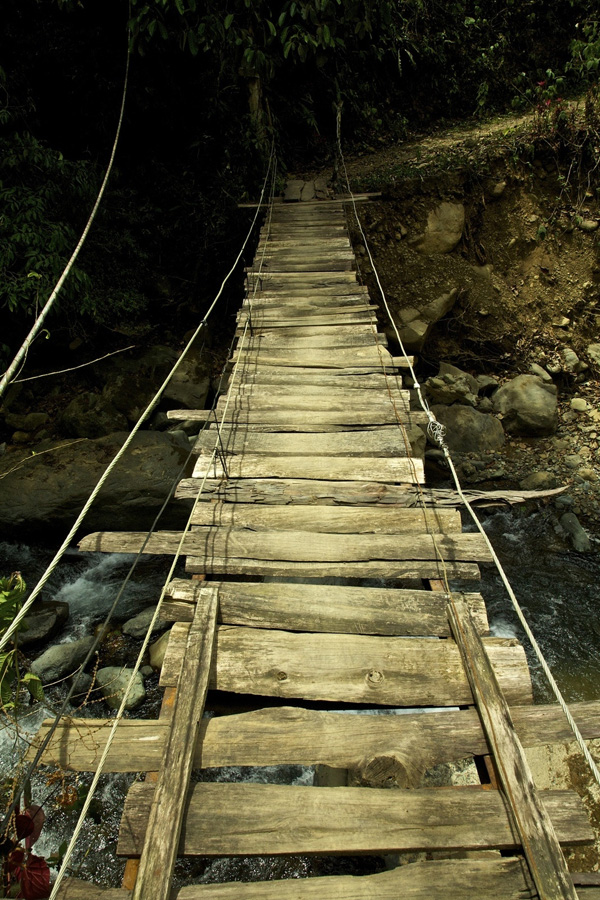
36;198;600;899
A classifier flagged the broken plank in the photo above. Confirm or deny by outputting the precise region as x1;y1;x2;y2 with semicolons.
191;455;423;481
160;625;531;705
30;700;600;776
188;503;461;533
447;596;579;900
118;782;590;857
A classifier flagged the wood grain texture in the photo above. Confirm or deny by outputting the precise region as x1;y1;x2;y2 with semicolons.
159;625;532;706
447;597;579;900
132;587;219;900
29;700;600;775
185;556;481;579
238;332;387;349
215;392;410;411
192;455;424;482
188;503;461;533
118;782;592;857
163;576;487;635
79;529;491;565
175;408;428;426
194;427;420;457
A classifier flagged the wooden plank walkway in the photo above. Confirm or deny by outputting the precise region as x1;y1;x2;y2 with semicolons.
42;196;600;898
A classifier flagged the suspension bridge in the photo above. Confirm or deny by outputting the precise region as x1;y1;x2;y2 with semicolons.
29;186;600;900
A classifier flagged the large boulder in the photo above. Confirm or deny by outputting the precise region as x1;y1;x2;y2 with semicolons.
61;393;128;438
413;202;465;254
430;404;505;453
492;375;557;436
0;430;192;537
31;636;95;684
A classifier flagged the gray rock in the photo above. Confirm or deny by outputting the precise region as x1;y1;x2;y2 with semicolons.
561;348;583;374
560;512;591;552
439;363;479;395
570;398;588;412
529;363;552;383
425;374;478;407
492;375;557;436
31;636;95;684
0;430;192;538
475;375;499;395
393;289;458;352
122;606;169;639
19;601;70;648
490;181;506;199
414;202;465;254
576;218;599;233
478;397;494;413
5;412;49;431
430;405;505;453
96;667;146;710
149;629;172;671
140;665;154;678
587;343;600;367
519;472;558;491
70;671;94;696
61;393;128;438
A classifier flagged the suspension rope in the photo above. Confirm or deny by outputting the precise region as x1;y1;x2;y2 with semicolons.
0;141;276;653
335;103;600;787
48;155;278;898
0;32;131;399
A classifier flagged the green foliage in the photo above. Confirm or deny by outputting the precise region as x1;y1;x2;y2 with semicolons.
0;573;44;713
569;18;600;82
0;131;94;316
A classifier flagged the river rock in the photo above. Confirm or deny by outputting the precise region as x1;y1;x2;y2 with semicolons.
588;343;600;367
425;373;478;407
430;404;505;453
570;398;588;412
529;363;552;383
122;606;169;639
96;667;146;710
0;430;192;538
392;288;459;352
4;412;49;432
492;375;557;436
61;393;129;438
561;348;584;374
413;202;465;254
559;512;591;552
20;601;70;648
519;472;558;491
31;636;95;684
149;629;172;671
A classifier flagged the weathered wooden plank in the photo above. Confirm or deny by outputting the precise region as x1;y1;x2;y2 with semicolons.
131;587;219;900
188;503;461;533
192;455;423;482
256;236;350;250
185;556;481;579
232;351;411;371
118;782;591;857
238;332;387;349
194;426;420;457
214;393;409;413
261;259;355;272
160;625;531;706
163;577;484;634
180;408;428;427
52;858;539;900
81;529;489;564
237;313;377;329
223;364;413;380
173;478;449;504
247;270;358;284
222;372;405;389
242;296;372;310
447;597;579;900
236;323;377;338
29;700;600;775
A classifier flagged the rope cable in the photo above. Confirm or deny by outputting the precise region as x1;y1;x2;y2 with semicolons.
335;104;600;788
0;141;276;655
48;155;278;898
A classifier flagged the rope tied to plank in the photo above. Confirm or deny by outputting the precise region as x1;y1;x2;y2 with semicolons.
336;104;600;790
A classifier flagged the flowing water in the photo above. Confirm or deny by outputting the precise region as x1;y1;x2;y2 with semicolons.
1;510;599;887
